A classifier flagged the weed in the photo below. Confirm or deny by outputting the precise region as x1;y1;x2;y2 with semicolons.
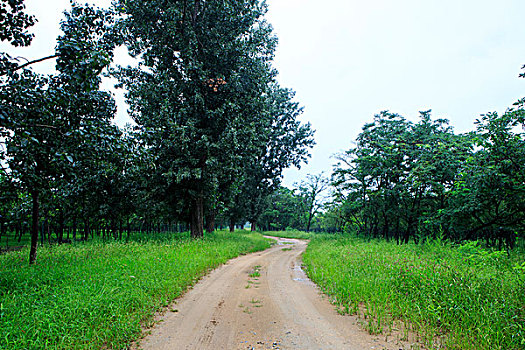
249;265;261;278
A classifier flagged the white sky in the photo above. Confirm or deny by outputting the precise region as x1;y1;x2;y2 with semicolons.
2;0;525;187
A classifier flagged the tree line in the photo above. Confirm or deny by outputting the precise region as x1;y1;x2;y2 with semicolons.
263;105;524;249
0;0;314;263
332;107;524;249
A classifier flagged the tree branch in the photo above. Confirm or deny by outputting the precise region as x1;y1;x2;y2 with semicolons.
1;54;59;76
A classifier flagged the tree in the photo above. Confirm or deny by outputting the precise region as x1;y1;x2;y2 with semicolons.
333;111;472;243
0;3;117;263
295;173;329;232
237;85;314;231
118;0;312;237
446;103;525;248
259;186;303;231
0;0;35;48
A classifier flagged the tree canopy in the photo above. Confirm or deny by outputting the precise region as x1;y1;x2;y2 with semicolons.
0;0;314;263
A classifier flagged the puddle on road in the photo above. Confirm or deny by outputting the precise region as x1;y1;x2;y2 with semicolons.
292;264;315;286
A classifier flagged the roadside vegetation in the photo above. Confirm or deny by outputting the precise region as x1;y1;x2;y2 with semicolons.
303;234;525;350
0;231;271;349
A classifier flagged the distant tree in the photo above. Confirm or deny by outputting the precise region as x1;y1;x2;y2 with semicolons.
241;85;314;231
259;186;302;231
296;173;329;232
333;111;471;243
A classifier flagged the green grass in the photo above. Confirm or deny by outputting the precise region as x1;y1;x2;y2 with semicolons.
249;265;261;278
303;235;525;350
0;232;32;250
0;230;271;349
262;230;314;239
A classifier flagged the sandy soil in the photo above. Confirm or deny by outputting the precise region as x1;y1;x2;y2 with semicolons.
138;237;410;350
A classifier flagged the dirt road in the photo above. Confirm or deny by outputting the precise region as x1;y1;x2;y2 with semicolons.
139;237;408;350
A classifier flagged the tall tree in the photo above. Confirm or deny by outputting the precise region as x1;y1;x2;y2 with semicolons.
0;3;117;263
447;104;525;248
333;111;471;243
118;0;300;238
240;85;315;231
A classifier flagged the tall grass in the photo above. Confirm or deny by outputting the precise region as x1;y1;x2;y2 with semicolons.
0;231;271;349
303;235;525;349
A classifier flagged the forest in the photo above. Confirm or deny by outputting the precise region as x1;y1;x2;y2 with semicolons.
0;0;314;264
1;0;524;262
263;108;525;251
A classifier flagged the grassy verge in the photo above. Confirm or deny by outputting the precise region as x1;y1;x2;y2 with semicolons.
261;230;315;239
302;235;525;349
0;230;271;349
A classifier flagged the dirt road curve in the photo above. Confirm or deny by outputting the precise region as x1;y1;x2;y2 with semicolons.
139;237;407;350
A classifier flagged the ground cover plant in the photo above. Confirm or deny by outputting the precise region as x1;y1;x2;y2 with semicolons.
0;230;271;349
302;235;525;349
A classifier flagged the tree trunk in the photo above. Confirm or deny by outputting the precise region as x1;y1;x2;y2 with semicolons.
306;212;313;232
395;218;400;245
58;210;65;243
190;196;204;238
83;218;89;241
205;210;217;234
16;223;21;242
45;217;51;245
229;219;235;232
29;190;40;265
251;220;257;232
403;222;411;244
72;216;77;240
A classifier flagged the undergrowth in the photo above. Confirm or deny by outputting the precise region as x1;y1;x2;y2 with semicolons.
0;230;270;349
303;235;525;349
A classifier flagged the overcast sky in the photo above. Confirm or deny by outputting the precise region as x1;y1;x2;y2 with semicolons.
3;0;525;187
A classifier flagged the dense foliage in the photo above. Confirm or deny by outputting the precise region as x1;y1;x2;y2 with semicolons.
262;104;524;248
331;109;525;248
0;0;313;262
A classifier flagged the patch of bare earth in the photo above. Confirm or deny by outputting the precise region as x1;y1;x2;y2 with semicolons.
136;237;421;349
